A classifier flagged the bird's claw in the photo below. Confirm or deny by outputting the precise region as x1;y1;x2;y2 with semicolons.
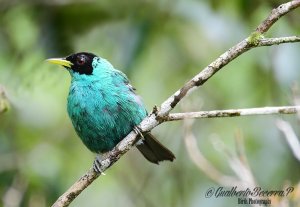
93;155;106;175
132;126;144;146
133;126;144;138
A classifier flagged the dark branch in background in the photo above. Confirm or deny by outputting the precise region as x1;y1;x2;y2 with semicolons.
52;1;300;206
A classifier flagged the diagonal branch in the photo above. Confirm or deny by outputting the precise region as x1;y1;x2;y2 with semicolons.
52;1;300;206
276;119;300;162
255;0;300;33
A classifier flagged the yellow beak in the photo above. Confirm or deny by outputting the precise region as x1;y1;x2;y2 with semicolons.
46;58;73;68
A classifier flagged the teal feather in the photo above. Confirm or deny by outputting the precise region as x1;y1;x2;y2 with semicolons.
49;52;175;164
67;57;146;153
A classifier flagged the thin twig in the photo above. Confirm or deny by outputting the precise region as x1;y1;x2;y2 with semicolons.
52;1;300;206
255;0;300;33
166;106;300;121
259;36;300;46
276;119;300;162
211;136;256;188
183;119;240;187
233;133;256;187
211;134;258;207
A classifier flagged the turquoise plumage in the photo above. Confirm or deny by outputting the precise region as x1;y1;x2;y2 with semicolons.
67;57;146;152
47;52;175;166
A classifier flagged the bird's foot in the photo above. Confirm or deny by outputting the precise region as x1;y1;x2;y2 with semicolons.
133;126;144;145
93;154;106;175
133;126;144;138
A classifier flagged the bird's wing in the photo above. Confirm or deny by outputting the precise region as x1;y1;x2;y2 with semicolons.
112;69;147;114
114;69;137;93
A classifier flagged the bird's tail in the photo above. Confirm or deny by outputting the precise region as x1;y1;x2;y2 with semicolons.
136;133;175;164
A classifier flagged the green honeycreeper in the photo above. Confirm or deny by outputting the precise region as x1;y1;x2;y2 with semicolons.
47;52;175;171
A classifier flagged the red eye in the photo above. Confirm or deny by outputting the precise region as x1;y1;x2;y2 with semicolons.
77;55;86;65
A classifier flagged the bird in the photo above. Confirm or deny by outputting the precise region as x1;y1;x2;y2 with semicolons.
46;52;175;172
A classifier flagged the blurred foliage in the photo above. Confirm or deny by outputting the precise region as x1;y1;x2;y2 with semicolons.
0;0;300;206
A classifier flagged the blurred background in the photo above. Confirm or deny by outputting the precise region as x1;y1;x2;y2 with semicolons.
0;0;300;206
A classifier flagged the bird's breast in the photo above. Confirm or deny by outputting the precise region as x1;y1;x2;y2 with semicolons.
66;80;147;152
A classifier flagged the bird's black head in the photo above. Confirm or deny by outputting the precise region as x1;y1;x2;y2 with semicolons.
47;52;97;75
65;52;97;75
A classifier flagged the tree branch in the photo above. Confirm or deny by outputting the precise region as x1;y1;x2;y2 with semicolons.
165;106;300;121
255;0;300;33
52;1;300;206
52;168;99;207
258;36;300;46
